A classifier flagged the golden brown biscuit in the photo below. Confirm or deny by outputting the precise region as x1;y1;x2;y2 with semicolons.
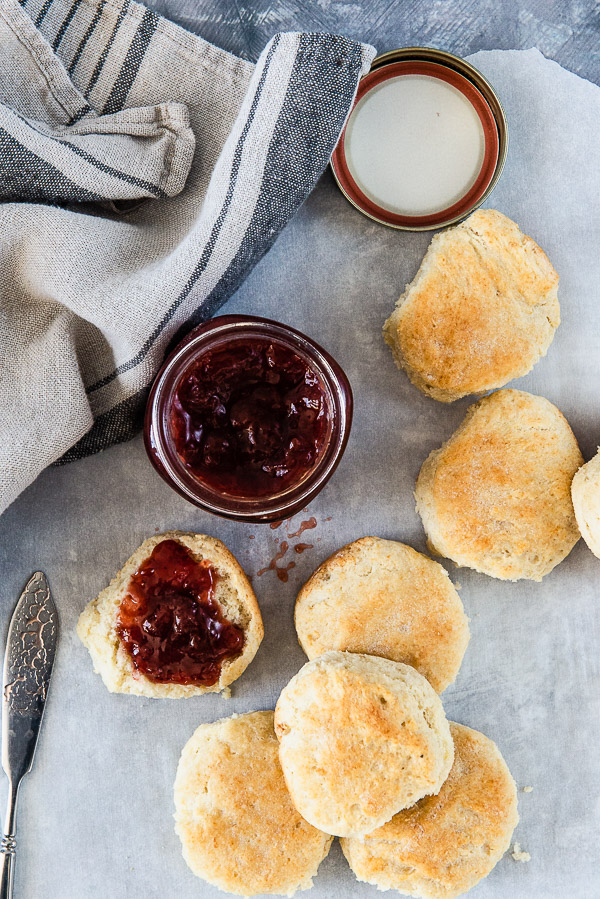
295;537;469;693
415;390;582;581
571;449;600;559
341;722;519;899
274;651;454;838
174;711;332;896
383;209;560;402
77;531;263;698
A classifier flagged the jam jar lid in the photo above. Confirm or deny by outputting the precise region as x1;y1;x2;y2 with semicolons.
144;315;353;522
331;47;508;231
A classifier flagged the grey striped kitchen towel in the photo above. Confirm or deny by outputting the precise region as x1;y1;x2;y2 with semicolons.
0;0;375;515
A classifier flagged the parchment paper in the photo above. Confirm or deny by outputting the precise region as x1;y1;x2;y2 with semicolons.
0;48;599;899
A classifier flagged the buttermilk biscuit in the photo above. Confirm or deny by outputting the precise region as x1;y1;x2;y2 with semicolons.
77;531;263;698
415;390;583;581
274;651;454;838
294;537;469;693
341;722;519;899
571;449;600;559
174;711;332;896
383;209;560;402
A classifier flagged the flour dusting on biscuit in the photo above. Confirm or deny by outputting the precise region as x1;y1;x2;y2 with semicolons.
341;722;519;898
274;651;454;838
295;537;469;692
174;711;332;896
415;390;582;581
384;209;560;402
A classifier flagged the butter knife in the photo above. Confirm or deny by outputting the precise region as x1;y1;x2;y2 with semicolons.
0;572;58;899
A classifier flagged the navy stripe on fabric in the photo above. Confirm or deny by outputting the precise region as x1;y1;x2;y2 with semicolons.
10;108;165;197
56;388;147;463
68;0;105;76
70;103;94;123
183;33;366;330
52;0;83;50
102;9;158;115
86;33;282;395
85;1;129;96
0;126;103;202
50;134;164;195
34;0;54;27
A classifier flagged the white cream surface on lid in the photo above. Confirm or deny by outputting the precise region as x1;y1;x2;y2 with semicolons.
345;74;486;216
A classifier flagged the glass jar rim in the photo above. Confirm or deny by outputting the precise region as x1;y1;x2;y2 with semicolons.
144;315;353;522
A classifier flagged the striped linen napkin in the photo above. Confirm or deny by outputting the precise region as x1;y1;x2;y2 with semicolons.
0;0;375;515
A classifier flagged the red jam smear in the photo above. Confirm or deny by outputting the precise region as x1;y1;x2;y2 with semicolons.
116;539;244;686
169;337;330;498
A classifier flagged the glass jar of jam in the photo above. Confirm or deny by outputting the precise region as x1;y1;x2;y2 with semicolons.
144;315;353;522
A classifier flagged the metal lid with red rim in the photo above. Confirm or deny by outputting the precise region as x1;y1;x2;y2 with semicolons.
331;47;508;231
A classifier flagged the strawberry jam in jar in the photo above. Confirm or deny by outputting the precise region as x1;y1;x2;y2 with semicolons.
144;316;352;522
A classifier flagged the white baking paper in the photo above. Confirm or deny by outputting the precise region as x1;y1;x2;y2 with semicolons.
0;48;599;899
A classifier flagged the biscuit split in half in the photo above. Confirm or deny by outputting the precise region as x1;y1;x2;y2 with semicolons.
571;448;600;559
274;651;454;838
295;537;470;693
384;209;560;402
77;531;263;698
174;711;332;896
341;722;519;899
416;389;583;581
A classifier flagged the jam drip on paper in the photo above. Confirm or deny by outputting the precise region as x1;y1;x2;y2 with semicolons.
117;540;244;686
170;338;329;498
257;541;296;582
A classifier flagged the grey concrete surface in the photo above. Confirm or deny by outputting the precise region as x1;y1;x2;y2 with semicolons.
144;0;600;84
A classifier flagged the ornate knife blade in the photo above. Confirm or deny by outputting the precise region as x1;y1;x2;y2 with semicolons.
0;572;58;899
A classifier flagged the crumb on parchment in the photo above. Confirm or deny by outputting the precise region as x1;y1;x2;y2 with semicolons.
512;842;531;862
522;785;533;792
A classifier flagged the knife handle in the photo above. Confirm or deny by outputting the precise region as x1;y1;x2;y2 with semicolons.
0;839;15;899
0;783;18;899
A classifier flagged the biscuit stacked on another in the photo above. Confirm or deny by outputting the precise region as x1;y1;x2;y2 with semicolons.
279;539;519;897
171;536;519;897
274;652;454;838
383;209;560;403
175;654;518;899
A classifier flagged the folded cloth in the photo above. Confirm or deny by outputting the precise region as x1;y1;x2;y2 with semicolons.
0;0;375;516
0;100;196;202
